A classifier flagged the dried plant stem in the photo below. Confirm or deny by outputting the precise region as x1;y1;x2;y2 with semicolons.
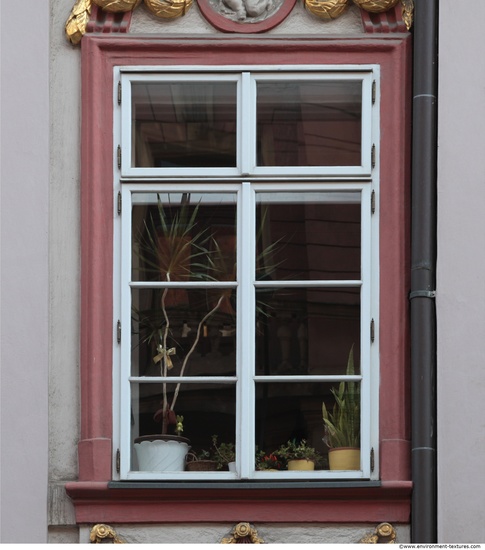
170;294;224;412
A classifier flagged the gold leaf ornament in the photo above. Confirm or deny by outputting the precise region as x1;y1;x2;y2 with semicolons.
65;0;92;45
144;0;193;19
92;0;142;11
352;0;399;12
303;0;349;20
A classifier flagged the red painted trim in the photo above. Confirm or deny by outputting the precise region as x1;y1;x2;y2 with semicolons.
87;4;133;34
360;4;408;33
196;0;297;33
78;34;412;519
66;481;412;523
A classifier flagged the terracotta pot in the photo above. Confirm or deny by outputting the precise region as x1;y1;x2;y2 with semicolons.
134;434;190;471
287;459;315;471
328;447;360;470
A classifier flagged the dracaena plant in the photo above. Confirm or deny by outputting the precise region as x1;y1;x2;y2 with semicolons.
321;345;361;449
133;196;226;435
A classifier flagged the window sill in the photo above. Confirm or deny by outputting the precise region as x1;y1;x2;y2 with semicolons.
65;480;412;524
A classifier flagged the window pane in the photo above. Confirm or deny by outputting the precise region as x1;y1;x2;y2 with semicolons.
131;383;236;471
132;192;237;283
132;287;237;377
255;288;360;376
255;381;361;471
132;82;237;168
256;80;362;166
256;191;361;281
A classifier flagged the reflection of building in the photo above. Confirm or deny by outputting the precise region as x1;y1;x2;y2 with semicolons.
2;0;485;544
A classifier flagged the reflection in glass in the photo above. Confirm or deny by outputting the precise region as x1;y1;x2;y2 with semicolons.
257;80;362;166
256;191;361;281
132;81;237;168
255;288;360;376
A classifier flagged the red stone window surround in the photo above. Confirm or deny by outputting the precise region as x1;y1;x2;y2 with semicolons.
66;34;412;524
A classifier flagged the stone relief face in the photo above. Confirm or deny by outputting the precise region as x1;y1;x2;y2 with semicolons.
210;0;285;22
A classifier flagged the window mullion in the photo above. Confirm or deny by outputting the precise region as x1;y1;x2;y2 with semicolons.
237;181;255;478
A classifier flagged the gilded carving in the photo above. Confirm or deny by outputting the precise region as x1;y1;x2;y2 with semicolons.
93;0;142;11
90;524;125;544
221;522;265;544
359;522;397;544
303;0;349;21
401;0;413;30
144;0;194;19
352;0;399;13
65;0;93;45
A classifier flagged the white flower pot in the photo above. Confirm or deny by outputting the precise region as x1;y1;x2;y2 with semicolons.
134;435;190;471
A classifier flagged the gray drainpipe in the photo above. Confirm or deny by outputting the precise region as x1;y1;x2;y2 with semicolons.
410;0;439;543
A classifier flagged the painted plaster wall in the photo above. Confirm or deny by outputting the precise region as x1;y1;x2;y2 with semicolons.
0;0;50;543
437;1;485;543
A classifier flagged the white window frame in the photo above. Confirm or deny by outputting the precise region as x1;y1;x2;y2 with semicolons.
113;65;380;482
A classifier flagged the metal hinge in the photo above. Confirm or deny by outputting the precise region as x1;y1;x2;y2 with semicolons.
117;320;121;344
117;191;122;215
371;144;376;169
116;449;120;473
117;145;122;169
370;447;375;472
118;81;122;105
372;80;376;104
370;318;375;343
371;190;375;214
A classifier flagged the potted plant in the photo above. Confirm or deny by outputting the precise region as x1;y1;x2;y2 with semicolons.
256;451;283;471
211;435;236;471
321;345;361;470
133;198;228;472
276;439;321;471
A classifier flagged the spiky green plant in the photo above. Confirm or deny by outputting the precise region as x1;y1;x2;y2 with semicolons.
322;345;360;449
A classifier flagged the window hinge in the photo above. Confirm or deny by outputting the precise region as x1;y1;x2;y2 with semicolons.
117;191;122;215
370;318;375;343
372;80;376;105
117;145;122;169
371;190;375;214
370;447;375;472
371;144;376;169
116;448;120;473
118;81;122;105
117;320;121;344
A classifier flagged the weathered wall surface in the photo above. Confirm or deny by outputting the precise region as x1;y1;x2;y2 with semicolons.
437;1;485;543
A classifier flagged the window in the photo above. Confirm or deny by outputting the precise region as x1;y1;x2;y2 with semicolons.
115;67;379;481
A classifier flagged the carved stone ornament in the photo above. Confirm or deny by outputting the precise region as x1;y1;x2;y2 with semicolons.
144;0;194;19
359;522;397;544
221;522;265;544
303;0;349;21
90;524;125;544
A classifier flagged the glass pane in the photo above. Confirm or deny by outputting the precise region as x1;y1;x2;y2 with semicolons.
257;80;362;166
255;288;360;376
255;381;360;471
132;82;237;168
132;288;237;377
256;191;361;281
132;192;237;283
131;382;236;472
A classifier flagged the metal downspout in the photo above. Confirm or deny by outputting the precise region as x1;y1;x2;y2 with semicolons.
410;0;439;543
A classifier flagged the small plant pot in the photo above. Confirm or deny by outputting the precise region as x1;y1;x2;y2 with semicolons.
328;447;360;471
287;459;315;471
186;459;218;471
228;461;237;472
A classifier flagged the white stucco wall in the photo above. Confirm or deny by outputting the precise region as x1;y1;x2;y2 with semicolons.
0;0;50;543
437;1;485;543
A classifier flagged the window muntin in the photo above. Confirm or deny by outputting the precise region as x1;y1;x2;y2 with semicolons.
117;68;378;482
